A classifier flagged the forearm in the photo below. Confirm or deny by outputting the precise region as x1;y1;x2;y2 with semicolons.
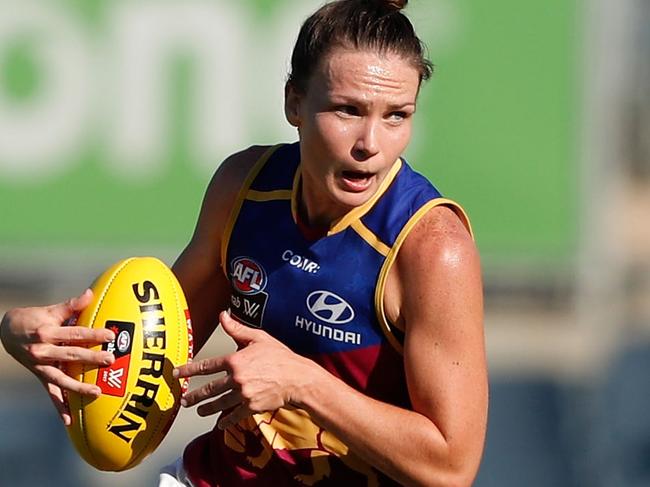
172;255;230;354
184;283;223;354
295;361;479;487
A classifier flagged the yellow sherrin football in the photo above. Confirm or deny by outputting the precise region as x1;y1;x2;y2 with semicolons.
65;257;193;471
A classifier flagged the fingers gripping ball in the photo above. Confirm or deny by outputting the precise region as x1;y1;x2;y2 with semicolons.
65;257;194;471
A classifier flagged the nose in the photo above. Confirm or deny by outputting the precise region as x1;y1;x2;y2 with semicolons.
352;118;380;161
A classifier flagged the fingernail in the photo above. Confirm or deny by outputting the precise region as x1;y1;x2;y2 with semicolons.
91;386;101;396
105;330;115;341
180;398;187;407
102;353;114;365
172;368;179;378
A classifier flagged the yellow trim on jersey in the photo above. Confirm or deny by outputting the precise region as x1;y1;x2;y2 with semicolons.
289;158;403;235
290;166;301;223
329;158;403;235
350;220;390;257
220;144;283;276
246;189;293;202
374;198;473;354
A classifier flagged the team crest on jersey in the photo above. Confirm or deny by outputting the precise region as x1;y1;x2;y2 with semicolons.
229;256;269;329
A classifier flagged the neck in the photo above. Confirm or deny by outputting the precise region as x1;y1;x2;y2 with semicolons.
298;176;346;228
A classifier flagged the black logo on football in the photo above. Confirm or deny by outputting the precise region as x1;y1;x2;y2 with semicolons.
103;320;135;358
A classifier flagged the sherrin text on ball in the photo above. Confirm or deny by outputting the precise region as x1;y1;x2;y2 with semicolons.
65;257;193;471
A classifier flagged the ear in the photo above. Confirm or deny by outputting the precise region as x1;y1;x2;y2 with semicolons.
284;82;302;128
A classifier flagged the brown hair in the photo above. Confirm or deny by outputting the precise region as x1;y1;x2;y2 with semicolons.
288;0;433;93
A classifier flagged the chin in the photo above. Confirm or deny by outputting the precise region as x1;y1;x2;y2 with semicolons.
332;187;375;210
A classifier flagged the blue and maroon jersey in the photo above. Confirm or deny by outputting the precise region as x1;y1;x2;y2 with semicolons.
184;142;471;487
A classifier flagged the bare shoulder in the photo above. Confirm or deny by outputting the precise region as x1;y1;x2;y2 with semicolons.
174;144;272;271
189;145;272;244
210;145;270;191
202;145;272;221
385;204;482;329
400;204;478;268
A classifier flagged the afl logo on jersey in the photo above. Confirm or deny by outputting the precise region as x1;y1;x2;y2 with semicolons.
306;290;355;325
231;257;267;295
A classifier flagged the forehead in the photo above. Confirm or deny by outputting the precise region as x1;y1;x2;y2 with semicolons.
311;47;420;98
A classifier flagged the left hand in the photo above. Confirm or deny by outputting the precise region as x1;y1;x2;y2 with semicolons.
174;311;316;430
0;289;116;425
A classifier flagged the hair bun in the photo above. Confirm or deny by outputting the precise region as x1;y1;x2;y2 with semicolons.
381;0;407;11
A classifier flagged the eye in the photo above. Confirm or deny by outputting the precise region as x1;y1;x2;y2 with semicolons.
388;111;408;122
335;105;359;117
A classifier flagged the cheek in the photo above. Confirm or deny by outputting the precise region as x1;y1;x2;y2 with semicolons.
383;124;412;154
313;114;347;138
305;116;352;154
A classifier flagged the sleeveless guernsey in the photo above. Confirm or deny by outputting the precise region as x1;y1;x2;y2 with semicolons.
184;142;471;487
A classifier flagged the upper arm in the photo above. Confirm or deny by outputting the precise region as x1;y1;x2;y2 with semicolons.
172;145;270;352
390;206;487;475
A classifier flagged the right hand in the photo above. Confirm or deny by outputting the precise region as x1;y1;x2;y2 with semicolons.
0;289;116;425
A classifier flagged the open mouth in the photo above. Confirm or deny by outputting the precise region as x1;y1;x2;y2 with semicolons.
341;170;371;180
340;170;374;192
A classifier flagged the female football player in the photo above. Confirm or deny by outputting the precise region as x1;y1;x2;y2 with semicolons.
1;1;488;485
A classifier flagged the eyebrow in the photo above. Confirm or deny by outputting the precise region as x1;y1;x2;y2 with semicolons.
328;94;416;110
386;102;416;110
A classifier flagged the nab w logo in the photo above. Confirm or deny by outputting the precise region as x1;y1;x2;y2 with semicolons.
243;300;260;318
107;368;124;389
306;291;355;325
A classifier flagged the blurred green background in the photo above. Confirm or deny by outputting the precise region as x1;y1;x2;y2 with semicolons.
0;0;579;264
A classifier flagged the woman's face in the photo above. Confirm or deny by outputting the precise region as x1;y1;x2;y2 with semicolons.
286;47;420;225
